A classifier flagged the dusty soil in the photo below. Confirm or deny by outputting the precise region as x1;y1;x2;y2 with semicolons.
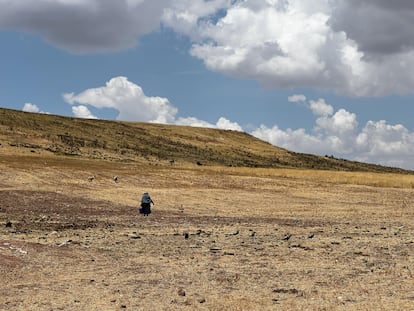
1;154;414;310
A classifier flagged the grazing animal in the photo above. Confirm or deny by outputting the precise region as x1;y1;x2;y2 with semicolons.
88;175;95;182
196;161;203;166
113;176;119;183
169;159;175;166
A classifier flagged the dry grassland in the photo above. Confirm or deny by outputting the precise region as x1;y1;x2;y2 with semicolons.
1;152;414;310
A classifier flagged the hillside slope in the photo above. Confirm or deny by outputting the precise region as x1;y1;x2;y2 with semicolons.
0;107;410;173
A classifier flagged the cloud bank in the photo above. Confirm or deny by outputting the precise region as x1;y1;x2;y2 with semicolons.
0;0;168;53
180;0;414;97
2;1;414;95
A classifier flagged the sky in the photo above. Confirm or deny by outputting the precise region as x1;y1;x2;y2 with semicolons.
1;0;414;170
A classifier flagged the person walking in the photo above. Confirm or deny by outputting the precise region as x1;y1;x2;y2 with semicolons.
140;192;154;216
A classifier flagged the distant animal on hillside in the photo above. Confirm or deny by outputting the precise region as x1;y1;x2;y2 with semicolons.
169;159;175;166
88;175;95;182
196;161;203;166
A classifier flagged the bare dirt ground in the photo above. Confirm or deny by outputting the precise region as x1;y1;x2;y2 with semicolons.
1;153;414;310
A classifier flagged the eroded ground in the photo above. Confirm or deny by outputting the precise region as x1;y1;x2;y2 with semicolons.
1;155;414;310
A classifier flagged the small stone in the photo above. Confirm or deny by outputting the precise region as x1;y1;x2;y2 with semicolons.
226;230;239;236
282;233;291;241
5;221;12;228
198;298;206;303
177;288;186;296
127;233;140;239
183;232;189;239
210;247;222;252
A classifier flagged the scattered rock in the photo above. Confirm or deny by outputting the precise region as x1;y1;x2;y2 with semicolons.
57;239;72;247
120;304;127;308
308;233;314;239
177;288;186;296
289;244;312;250
183;232;189;239
9;245;28;255
194;229;207;236
127;233;140;239
210;247;222;253
198;298;206;303
272;288;303;296
226;230;239;236
5;221;12;228
282;234;291;241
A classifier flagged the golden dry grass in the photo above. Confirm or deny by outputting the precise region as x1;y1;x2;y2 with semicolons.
1;152;414;310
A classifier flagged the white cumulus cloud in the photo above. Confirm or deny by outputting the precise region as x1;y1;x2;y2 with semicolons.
72;105;97;119
64;76;243;131
216;117;243;131
309;99;334;117
253;95;414;169
64;76;177;123
288;94;307;103
167;0;414;97
22;103;40;113
175;117;214;128
22;103;49;114
354;120;414;168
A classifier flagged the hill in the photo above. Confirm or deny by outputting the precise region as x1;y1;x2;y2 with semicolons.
0;107;410;173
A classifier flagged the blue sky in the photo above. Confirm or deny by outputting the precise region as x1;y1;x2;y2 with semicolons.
1;0;414;169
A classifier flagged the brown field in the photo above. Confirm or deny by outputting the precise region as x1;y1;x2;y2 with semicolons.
1;152;414;310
